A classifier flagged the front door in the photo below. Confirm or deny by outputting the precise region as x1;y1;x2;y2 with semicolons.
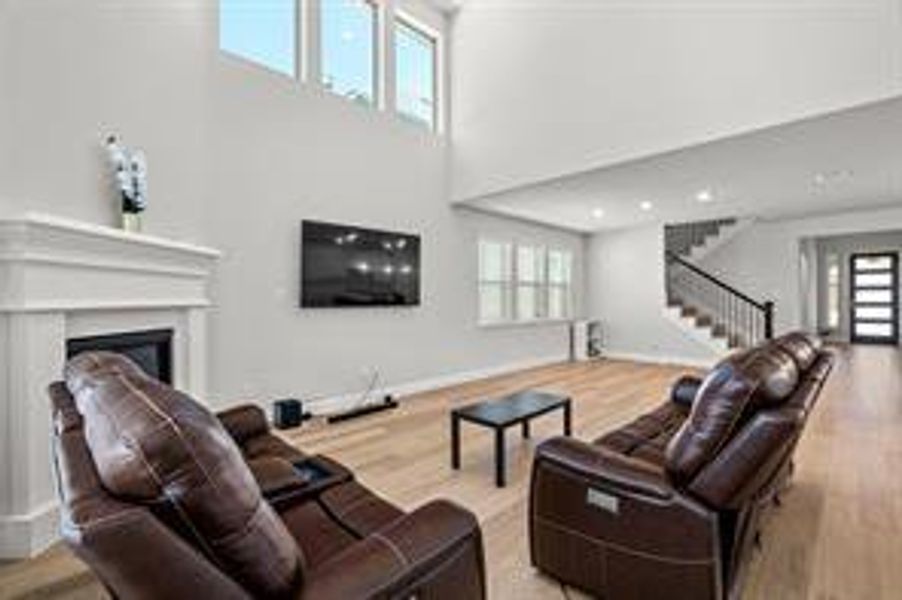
850;252;899;345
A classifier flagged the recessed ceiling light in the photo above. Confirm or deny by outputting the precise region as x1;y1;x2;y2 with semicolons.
640;201;653;212
591;208;605;219
696;189;713;203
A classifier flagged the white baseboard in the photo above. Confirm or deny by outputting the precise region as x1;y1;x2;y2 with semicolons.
603;350;716;370
306;354;569;416
0;501;60;559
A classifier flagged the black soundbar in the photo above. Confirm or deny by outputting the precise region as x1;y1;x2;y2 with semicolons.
327;397;399;424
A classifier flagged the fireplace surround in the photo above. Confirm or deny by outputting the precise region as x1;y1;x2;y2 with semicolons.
0;213;220;558
67;328;174;384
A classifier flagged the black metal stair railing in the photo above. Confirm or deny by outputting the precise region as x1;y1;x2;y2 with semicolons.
666;251;774;349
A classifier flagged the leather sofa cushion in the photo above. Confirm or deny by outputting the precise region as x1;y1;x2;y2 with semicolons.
687;407;804;509
665;358;756;486
595;402;687;467
805;354;833;384
773;332;819;371
319;481;405;538
242;433;307;463
784;376;822;414
218;404;270;444
281;501;358;568
275;482;405;570
247;456;308;497
64;352;301;597
666;346;800;486
741;347;799;410
670;376;702;409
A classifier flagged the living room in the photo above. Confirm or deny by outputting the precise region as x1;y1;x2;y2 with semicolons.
0;0;900;598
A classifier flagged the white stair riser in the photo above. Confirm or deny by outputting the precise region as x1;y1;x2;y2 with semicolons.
664;307;731;355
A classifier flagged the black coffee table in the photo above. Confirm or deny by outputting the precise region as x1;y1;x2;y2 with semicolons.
451;390;571;487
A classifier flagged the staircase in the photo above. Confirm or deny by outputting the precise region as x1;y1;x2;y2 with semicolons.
664;218;755;260
664;219;773;353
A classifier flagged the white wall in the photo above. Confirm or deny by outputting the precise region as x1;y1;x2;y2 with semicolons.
699;206;902;338
0;0;211;239
451;0;902;200
0;0;585;409
798;237;819;333
586;224;720;365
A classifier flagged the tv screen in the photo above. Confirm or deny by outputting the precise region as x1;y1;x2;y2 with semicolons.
301;220;421;307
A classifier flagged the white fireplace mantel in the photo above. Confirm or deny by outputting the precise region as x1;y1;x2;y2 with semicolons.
0;212;221;312
0;213;221;558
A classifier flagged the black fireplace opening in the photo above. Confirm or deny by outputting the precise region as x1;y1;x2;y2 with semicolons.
66;328;174;384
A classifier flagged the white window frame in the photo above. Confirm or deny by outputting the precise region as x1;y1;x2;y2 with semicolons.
477;240;514;324
393;10;442;132
515;244;548;322
218;0;301;78
547;248;575;321
217;0;444;134
478;239;574;326
318;0;381;107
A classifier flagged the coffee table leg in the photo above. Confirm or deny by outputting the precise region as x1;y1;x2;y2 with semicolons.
451;413;461;470
522;420;531;439
495;427;506;487
563;401;572;436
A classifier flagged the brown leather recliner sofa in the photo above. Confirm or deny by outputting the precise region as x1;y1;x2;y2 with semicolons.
529;331;833;600
50;351;486;600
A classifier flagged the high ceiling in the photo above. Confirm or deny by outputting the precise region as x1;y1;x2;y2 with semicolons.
463;96;902;232
451;0;901;211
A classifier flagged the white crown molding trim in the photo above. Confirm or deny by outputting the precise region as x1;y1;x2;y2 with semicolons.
0;252;211;279
0;213;220;314
0;212;221;258
0;299;213;314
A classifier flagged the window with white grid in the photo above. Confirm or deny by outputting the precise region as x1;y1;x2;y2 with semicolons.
478;240;573;325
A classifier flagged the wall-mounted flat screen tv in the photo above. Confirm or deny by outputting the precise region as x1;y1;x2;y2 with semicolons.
301;220;421;307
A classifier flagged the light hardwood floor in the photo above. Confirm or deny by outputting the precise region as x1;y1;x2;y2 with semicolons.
1;345;900;599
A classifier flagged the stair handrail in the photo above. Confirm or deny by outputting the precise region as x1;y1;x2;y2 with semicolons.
665;251;774;340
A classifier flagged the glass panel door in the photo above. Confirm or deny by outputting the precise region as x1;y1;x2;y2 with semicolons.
850;252;898;344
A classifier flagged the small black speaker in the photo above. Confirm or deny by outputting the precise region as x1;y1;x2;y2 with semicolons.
273;398;304;430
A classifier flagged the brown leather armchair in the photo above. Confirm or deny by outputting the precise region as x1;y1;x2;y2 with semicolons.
50;351;486;600
529;332;833;600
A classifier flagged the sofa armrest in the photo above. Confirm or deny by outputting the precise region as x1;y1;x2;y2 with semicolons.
303;500;486;599
531;437;718;568
670;375;703;409
217;404;269;444
63;503;253;600
534;436;672;499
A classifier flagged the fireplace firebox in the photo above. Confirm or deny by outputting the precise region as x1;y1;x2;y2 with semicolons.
66;328;174;384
